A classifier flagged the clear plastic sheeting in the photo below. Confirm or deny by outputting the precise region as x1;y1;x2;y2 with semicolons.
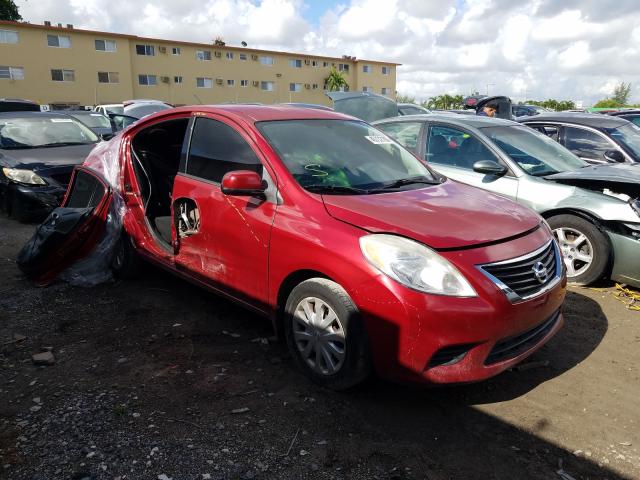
59;135;126;287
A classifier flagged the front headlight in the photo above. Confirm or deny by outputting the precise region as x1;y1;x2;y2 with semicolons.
2;167;47;185
360;234;477;297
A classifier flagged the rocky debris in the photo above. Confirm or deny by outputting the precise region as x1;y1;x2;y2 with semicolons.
31;351;55;365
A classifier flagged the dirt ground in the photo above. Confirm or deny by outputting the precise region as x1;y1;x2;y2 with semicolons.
1;214;639;480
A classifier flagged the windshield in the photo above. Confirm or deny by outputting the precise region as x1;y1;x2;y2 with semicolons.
257;119;438;193
607;123;640;159
125;103;171;119
0;116;99;149
69;112;111;129
102;105;124;115
481;125;586;176
331;96;398;122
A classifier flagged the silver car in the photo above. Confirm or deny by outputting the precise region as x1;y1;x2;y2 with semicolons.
374;114;640;287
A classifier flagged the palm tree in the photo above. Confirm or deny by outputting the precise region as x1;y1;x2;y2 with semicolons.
324;67;349;92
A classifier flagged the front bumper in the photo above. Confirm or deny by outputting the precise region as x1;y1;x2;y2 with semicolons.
351;227;567;384
0;181;67;217
608;231;640;288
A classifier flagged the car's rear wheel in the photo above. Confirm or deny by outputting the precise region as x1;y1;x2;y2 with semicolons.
547;214;610;285
284;278;370;390
110;232;141;279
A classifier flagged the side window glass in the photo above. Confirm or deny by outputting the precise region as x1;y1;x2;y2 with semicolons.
65;170;106;208
186;118;263;183
532;125;559;141
375;122;421;151
563;126;612;160
426;125;497;170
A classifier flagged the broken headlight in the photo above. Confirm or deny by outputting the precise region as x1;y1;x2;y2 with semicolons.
2;168;47;185
632;198;640;217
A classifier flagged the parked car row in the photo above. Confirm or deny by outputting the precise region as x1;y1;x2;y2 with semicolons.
5;95;640;390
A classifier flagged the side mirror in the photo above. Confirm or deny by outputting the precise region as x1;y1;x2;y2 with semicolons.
604;150;625;163
473;159;508;176
221;170;265;196
100;133;115;141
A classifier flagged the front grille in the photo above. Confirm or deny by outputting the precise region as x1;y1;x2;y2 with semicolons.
478;240;560;302
485;310;560;365
428;343;476;368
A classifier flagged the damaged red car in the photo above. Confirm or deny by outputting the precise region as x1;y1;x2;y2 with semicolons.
19;105;566;389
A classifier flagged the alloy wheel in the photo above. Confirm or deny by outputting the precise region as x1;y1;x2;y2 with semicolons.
293;296;346;376
554;227;594;278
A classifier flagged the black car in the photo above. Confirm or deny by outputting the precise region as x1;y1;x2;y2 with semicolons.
63;110;114;137
0;98;40;113
0;112;100;221
512;104;551;117
608;109;640;127
519;112;640;164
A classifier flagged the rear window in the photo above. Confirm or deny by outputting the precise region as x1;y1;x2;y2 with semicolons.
65;170;106;208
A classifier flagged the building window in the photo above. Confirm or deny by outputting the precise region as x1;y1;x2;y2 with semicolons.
312;83;318;90
97;71;119;83
171;47;181;55
0;29;18;44
226;52;234;60
0;66;24;80
138;74;157;86
95;39;116;52
323;61;330;67
197;77;213;88
196;50;211;61
338;63;349;73
311;60;319;67
51;69;75;82
227;79;235;87
136;44;155;56
362;86;372;92
239;53;247;61
382;66;391;75
174;76;183;84
47;34;71;48
289;59;302;68
260;81;274;91
240;79;248;87
381;87;390;95
289;83;302;92
260;56;274;66
362;65;372;73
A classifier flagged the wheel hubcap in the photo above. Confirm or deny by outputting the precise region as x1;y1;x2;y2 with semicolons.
553;227;593;278
293;297;346;376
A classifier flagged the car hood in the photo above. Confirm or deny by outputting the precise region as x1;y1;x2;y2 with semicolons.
0;144;96;171
322;180;541;249
545;163;640;198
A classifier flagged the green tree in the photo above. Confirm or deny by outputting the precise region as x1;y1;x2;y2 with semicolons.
526;99;575;111
424;94;464;110
324;67;349;92
593;98;624;108
0;0;21;21
612;81;631;105
396;94;415;103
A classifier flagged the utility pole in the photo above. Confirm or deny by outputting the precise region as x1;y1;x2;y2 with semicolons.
486;83;495;96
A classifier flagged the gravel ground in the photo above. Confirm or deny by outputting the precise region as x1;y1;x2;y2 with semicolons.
1;214;639;480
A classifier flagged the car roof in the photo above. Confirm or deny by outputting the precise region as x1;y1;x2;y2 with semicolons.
146;104;358;123
608;109;640;116
0;111;84;119
373;113;519;128
519;112;629;128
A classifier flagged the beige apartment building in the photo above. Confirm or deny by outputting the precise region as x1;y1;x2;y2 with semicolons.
0;20;399;109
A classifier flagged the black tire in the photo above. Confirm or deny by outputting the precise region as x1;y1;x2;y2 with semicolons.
110;232;142;279
547;214;610;286
284;278;371;390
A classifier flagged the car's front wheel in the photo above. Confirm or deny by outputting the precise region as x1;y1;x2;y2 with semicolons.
547;214;610;285
110;232;141;279
284;278;371;390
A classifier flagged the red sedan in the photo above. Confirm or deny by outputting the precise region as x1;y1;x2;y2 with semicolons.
19;105;566;389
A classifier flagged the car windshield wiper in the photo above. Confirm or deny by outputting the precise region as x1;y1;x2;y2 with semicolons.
0;144;37;150
37;142;94;147
304;184;372;195
373;176;440;191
